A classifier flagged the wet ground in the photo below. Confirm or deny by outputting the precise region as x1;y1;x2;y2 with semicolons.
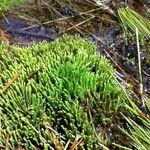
0;0;150;148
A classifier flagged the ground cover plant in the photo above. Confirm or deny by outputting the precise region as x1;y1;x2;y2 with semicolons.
0;0;150;149
121;97;150;150
118;7;150;39
0;35;124;149
116;7;150;150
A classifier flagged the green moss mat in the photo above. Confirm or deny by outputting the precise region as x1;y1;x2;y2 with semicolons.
0;35;123;149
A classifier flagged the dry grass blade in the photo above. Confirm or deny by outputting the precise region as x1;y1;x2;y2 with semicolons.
70;136;84;150
136;28;144;103
0;72;20;96
45;124;64;150
5;134;9;150
42;7;101;25
58;16;94;35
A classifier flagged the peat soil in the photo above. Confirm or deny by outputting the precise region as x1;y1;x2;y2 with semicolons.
0;0;150;148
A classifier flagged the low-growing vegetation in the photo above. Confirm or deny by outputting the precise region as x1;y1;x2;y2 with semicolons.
0;0;150;149
0;35;124;149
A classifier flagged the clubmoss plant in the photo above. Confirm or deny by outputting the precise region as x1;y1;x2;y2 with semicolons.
0;35;123;149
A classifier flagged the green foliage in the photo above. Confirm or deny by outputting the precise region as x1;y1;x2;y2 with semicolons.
118;8;150;149
0;35;123;149
0;0;23;14
118;7;150;39
116;88;150;150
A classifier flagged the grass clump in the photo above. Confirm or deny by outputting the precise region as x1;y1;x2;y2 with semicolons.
118;7;150;39
0;35;123;149
118;96;150;150
117;7;150;150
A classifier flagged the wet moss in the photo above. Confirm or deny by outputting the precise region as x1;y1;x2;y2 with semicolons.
0;35;124;149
